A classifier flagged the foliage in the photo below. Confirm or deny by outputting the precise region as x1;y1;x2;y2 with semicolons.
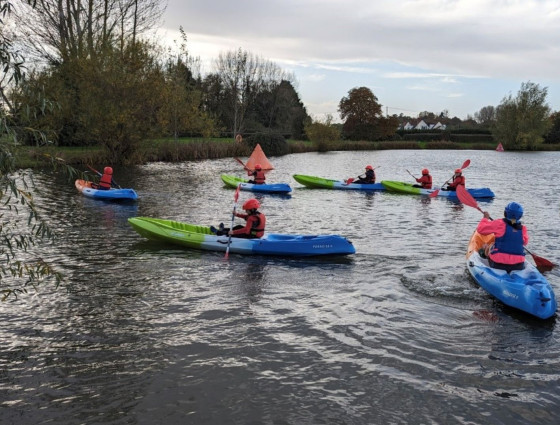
243;133;289;157
158;27;220;139
304;115;341;152
13;42;169;163
338;87;398;141
544;112;560;144
492;81;551;150
1;0;83;298
14;0;165;65
207;48;310;140
247;80;309;139
474;105;496;127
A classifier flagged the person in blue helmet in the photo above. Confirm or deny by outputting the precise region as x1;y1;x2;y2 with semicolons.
476;202;529;272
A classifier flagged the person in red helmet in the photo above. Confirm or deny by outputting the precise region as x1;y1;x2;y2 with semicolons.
211;198;266;239
445;168;465;191
356;165;376;184
412;168;432;189
93;166;115;190
247;164;266;185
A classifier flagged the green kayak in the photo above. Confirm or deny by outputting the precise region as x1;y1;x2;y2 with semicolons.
293;174;385;191
381;180;495;199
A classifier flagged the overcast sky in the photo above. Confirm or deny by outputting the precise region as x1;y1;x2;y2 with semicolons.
159;0;560;121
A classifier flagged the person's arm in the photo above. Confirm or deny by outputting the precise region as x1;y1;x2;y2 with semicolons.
231;216;253;236
522;225;529;246
476;216;505;236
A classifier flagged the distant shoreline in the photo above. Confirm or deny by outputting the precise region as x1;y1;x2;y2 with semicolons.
15;139;560;169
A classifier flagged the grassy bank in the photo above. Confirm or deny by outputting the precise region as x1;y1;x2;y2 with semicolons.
14;138;560;169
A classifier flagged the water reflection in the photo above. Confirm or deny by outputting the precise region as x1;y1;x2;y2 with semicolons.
2;150;560;425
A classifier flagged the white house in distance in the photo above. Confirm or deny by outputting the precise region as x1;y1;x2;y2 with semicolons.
401;120;447;130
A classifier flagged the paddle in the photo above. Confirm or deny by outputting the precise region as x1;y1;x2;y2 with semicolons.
406;169;417;179
456;185;556;268
86;164;121;189
234;157;252;172
429;159;470;198
225;184;241;259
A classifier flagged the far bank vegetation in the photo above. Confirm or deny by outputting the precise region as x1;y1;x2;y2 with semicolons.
3;1;560;169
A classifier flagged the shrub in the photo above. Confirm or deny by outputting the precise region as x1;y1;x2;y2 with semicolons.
243;133;289;156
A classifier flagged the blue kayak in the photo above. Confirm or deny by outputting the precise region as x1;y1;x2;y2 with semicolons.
466;231;557;319
221;174;292;194
128;217;356;257
75;179;138;201
293;174;385;191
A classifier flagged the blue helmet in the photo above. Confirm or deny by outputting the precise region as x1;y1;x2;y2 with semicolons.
504;202;523;220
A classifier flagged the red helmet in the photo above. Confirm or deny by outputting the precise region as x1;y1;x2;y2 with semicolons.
243;198;260;210
422;168;429;175
365;165;373;170
104;166;113;175
454;169;462;174
254;164;262;170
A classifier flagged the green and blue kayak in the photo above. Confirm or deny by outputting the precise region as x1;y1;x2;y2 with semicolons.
128;217;356;257
292;174;385;191
381;180;495;199
221;174;292;194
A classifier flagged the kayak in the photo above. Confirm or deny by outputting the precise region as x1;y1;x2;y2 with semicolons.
75;179;138;201
466;230;557;319
128;217;356;256
292;174;385;191
220;174;292;194
381;180;495;199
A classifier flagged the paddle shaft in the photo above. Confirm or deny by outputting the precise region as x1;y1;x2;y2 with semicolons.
406;169;417;179
225;185;241;259
234;157;252;172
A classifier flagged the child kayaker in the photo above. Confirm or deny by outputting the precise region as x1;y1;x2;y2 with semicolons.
445;169;465;191
412;168;432;189
247;164;266;185
356;165;376;184
211;198;266;239
92;166;115;190
476;202;528;272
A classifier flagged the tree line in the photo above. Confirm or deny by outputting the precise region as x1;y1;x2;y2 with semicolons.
3;1;309;163
3;0;559;166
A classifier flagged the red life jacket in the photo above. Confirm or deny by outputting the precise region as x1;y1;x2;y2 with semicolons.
248;170;266;184
449;175;465;188
417;174;432;189
233;212;266;238
98;173;113;190
249;212;266;238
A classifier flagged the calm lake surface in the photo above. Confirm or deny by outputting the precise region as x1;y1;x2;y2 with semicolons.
1;149;559;425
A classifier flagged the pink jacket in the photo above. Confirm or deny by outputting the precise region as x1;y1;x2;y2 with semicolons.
476;218;528;264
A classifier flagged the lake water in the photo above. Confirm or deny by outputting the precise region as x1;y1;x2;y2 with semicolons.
1;149;559;424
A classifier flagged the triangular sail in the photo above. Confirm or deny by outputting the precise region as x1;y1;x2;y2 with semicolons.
246;144;274;170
